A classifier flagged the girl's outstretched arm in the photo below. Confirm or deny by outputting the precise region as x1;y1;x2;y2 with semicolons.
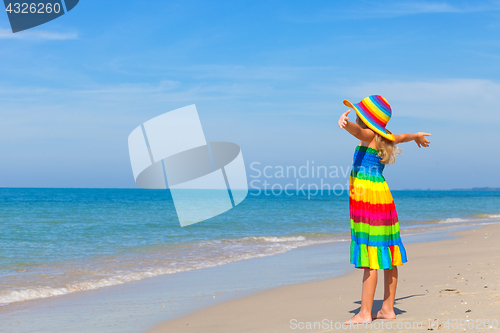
393;132;431;147
338;110;375;142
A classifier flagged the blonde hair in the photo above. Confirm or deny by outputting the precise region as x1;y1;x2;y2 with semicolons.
356;115;400;165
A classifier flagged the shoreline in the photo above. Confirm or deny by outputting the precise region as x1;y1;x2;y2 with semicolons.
0;221;498;332
2;218;495;308
147;222;500;333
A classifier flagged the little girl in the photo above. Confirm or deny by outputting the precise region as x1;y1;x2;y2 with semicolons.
338;95;430;324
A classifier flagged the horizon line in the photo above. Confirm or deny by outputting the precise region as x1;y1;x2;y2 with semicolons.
0;186;498;191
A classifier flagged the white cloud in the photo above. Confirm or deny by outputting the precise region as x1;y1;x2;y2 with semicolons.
76;80;181;95
2;76;499;124
0;29;78;40
371;2;462;15
339;78;500;120
283;1;500;22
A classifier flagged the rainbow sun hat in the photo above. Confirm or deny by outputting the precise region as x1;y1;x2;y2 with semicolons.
343;95;395;141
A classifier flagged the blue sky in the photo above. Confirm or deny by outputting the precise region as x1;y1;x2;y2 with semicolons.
1;0;500;189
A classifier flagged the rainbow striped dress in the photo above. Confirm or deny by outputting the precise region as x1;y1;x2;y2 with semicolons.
349;145;407;269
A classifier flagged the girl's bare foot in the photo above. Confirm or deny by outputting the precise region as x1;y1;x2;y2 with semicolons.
372;309;396;320
344;313;372;325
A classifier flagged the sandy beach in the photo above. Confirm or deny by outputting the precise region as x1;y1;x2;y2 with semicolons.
148;222;500;332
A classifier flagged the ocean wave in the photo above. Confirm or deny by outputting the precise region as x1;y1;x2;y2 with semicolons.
438;218;472;223
244;236;306;242
0;268;186;305
3;213;498;306
477;214;500;219
437;214;500;224
0;233;346;306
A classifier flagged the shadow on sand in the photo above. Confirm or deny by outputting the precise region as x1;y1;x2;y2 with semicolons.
349;294;426;317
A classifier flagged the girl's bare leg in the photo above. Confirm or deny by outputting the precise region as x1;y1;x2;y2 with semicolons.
344;269;377;324
373;266;398;319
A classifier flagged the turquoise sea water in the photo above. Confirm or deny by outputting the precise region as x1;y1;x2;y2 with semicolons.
1;188;499;306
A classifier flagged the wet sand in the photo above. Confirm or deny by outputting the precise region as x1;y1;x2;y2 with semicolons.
148;222;500;332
